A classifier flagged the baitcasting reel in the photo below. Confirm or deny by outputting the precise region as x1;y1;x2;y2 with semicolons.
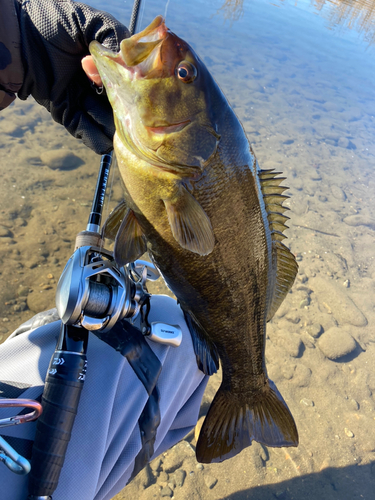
55;244;182;347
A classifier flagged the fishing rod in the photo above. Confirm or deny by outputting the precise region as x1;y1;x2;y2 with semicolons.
26;2;143;499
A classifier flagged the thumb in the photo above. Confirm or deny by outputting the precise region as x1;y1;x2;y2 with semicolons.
82;56;103;87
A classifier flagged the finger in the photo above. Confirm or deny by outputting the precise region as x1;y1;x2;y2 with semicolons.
82;56;103;87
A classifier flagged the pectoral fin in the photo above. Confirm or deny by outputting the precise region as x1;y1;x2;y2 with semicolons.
164;186;215;256
102;200;128;241
113;208;147;267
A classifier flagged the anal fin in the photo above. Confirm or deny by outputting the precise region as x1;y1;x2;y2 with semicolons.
183;310;219;376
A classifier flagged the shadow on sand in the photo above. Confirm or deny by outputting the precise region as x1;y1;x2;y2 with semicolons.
220;462;375;500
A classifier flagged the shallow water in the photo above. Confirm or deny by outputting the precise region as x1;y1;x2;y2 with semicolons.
1;0;375;498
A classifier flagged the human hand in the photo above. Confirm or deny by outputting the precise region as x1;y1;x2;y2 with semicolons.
16;0;129;154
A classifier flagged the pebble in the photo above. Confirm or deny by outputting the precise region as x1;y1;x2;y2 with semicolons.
158;471;169;482
26;258;40;269
306;323;322;338
204;474;218;489
344;428;354;438
162;441;193;473
174;469;186;487
138;464;154;489
343;215;375;230
40;150;84;171
299;298;310;308
26;289;55;313
0;226;12;237
150;458;162;472
348;399;359;411
285;313;300;324
1;122;26;136
160;486;173;497
275;489;287;499
301;333;315;349
277;333;303;358
337;137;349;149
291;364;311;387
17;286;29;297
298;274;308;283
14;218;26;227
310;172;322;181
310;277;367;326
296;285;312;293
274;302;289;319
318;327;357;360
282;364;296;380
330;185;346;201
300;398;314;407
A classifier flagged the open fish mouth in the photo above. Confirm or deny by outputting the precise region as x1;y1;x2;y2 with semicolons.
90;15;169;81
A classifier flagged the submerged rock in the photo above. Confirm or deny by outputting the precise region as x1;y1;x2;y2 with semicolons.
330;184;346;201
318;327;356;360
40;150;84;170
343;215;375;230
306;323;322;338
309;277;367;326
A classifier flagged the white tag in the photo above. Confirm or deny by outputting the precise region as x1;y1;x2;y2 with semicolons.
148;323;182;347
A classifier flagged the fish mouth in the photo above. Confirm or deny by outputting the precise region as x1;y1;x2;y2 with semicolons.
145;120;191;134
89;16;169;80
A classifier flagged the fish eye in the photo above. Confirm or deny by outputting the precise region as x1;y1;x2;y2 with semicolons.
176;61;197;83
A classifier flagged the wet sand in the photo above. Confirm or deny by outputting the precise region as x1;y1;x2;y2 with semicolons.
1;0;375;498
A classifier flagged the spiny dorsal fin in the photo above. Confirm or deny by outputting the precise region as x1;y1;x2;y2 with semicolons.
261;185;289;195
263;193;290;207
266;203;290;215
258;169;298;320
260;176;286;186
259;168;283;180
267;212;290;225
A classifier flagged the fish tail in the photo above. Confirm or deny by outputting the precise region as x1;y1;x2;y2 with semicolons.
195;379;298;463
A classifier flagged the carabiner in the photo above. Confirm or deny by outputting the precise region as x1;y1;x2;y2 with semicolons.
0;435;31;475
0;399;43;475
0;399;42;428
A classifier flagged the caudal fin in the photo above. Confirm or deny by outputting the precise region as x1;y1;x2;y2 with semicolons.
195;380;298;463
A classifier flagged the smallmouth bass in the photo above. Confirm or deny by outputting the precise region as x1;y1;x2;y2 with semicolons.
89;15;298;463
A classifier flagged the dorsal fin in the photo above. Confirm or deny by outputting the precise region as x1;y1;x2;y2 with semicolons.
258;169;298;320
